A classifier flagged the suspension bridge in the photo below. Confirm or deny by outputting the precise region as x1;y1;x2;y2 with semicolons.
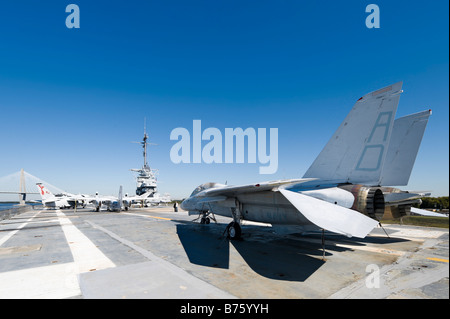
0;169;65;204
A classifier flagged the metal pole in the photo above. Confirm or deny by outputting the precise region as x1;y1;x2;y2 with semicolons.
321;229;326;261
19;168;25;205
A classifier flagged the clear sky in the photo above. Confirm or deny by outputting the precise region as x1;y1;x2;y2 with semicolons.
0;0;448;199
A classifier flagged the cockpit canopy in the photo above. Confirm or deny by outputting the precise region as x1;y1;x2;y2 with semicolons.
190;182;223;196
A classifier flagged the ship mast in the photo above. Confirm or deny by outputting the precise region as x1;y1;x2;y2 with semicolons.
143;117;149;169
130;118;158;196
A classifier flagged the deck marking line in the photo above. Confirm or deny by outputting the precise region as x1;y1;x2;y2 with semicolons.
0;210;42;246
85;219;236;298
122;212;172;221
56;210;116;273
426;257;449;263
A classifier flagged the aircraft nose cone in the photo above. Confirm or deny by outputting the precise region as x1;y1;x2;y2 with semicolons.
180;199;188;211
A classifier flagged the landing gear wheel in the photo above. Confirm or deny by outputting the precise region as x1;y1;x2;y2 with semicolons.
200;217;210;224
226;222;241;240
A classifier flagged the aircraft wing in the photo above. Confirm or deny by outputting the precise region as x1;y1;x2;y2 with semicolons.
411;207;448;218
197;178;317;197
279;189;379;238
92;195;116;205
66;194;94;202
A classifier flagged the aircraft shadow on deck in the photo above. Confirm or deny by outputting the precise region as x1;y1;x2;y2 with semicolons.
176;222;230;269
175;222;410;282
175;222;326;281
230;236;325;281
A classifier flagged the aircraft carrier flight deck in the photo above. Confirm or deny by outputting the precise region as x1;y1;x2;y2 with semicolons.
0;205;448;299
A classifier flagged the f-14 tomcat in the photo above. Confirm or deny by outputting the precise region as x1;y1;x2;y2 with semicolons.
181;82;432;240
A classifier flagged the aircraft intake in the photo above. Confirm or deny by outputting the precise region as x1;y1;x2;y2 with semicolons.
339;185;385;220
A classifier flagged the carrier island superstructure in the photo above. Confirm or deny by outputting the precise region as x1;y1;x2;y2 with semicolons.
130;124;170;205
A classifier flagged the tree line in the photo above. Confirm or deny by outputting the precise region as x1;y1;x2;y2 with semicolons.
416;196;449;210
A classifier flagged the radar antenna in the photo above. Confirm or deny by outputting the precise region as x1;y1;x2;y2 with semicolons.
131;117;157;169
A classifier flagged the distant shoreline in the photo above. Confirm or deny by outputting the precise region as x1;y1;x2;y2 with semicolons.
0;202;41;211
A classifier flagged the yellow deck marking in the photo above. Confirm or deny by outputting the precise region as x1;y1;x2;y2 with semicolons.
426;257;449;263
147;215;172;221
122;212;172;221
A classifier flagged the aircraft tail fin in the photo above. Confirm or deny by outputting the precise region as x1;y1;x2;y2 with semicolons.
303;82;403;185
36;183;54;201
379;110;431;186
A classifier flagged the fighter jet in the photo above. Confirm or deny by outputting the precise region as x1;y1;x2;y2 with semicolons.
36;183;72;209
91;185;161;211
181;82;432;240
36;183;93;209
91;186;125;212
142;192;172;206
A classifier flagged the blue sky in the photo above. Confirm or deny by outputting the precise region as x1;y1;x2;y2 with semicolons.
0;0;448;199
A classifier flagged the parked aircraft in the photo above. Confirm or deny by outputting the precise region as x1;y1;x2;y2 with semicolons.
142;192;172;206
91;186;125;212
35;182;167;212
36;183;93;209
90;186;168;211
181;82;432;240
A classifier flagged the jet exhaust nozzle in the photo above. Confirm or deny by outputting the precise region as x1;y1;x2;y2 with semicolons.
339;184;386;220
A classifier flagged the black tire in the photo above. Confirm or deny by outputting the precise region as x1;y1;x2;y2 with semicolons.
227;222;241;240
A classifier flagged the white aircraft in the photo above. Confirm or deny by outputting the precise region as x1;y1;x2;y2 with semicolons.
36;183;72;209
143;192;172;206
91;186;126;212
181;82;432;240
91;186;170;211
36;183;91;209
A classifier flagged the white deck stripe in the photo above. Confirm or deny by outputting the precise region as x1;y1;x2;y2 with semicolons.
0;211;42;246
56;210;116;273
0;210;116;298
85;219;236;298
0;262;81;299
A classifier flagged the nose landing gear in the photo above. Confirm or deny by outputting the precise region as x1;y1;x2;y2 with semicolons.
200;216;211;224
